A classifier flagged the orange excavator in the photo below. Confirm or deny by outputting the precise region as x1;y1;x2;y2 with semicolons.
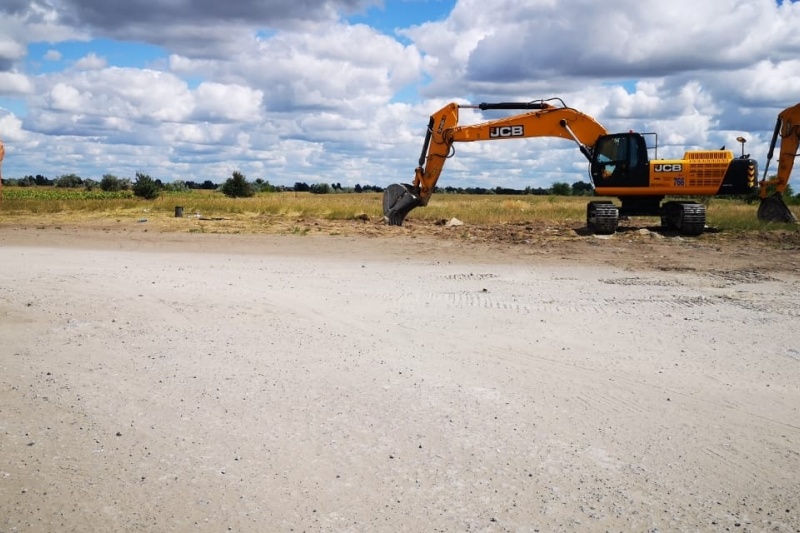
757;102;800;223
383;98;797;234
0;137;4;197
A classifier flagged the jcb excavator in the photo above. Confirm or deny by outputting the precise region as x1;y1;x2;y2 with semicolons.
0;137;5;198
383;99;798;235
757;102;800;223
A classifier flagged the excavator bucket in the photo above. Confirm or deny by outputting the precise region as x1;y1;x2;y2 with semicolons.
757;193;798;223
383;183;422;226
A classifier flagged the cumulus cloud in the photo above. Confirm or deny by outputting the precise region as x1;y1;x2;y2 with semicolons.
74;52;107;70
0;71;34;95
419;0;800;84
44;49;63;61
193;82;264;122
59;0;375;29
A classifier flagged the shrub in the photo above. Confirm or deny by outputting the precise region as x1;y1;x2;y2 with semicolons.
101;174;123;192
221;171;255;198
165;180;189;192
132;172;160;200
55;173;83;188
310;183;332;194
551;182;572;196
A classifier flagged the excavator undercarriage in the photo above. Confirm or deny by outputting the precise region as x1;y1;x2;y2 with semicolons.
586;199;706;236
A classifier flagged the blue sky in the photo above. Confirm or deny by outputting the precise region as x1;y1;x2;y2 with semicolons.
1;0;799;189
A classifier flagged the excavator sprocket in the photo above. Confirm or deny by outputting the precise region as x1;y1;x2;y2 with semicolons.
757;194;797;223
383;183;422;226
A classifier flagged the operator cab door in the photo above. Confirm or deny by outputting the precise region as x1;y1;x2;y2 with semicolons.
590;133;650;188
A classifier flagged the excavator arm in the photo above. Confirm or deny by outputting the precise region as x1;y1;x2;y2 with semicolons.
383;99;609;225
757;102;800;223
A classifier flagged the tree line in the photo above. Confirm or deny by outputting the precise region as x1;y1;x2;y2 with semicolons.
3;171;598;199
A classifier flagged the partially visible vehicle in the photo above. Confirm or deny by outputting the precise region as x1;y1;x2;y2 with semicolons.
0;137;4;197
757;102;800;223
383;99;784;235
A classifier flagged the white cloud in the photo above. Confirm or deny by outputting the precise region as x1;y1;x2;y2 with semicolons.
0;38;27;65
0;71;34;95
0;111;26;142
44;49;63;61
75;52;107;70
193;82;264;122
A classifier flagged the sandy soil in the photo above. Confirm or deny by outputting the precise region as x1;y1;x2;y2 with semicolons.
1;219;799;532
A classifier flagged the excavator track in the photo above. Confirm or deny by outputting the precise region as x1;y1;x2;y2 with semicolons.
661;201;706;235
586;201;619;235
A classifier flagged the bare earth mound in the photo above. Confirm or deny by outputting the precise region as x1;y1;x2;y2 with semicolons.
1;221;799;532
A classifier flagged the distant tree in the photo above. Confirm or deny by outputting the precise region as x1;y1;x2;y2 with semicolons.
132;172;160;200
83;178;98;191
55;173;83;188
17;176;36;187
550;182;572;196
353;184;383;193
34;175;52;186
101;174;123;192
571;180;594;196
221;171;255;198
253;178;276;193
354;184;363;193
165;180;189;192
309;183;331;194
744;176;798;205
495;186;524;195
294;182;310;192
188;180;219;190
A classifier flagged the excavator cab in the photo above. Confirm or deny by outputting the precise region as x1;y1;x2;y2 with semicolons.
589;133;650;188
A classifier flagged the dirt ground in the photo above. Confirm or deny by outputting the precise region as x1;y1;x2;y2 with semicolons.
1;218;799;532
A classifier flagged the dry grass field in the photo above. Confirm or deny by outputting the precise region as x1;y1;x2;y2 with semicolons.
2;187;798;236
1;187;799;276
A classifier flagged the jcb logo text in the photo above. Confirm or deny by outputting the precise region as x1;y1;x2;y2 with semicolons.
654;164;683;172
490;126;524;138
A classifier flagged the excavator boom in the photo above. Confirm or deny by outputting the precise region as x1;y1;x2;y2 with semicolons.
758;102;800;223
383;99;608;225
